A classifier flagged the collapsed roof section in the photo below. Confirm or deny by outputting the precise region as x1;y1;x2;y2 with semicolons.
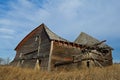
74;32;113;50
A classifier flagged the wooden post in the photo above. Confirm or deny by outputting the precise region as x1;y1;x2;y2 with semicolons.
17;61;20;67
35;59;40;70
17;53;23;67
48;41;54;72
38;35;41;57
35;35;41;70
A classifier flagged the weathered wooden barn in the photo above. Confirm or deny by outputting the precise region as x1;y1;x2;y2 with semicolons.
74;32;113;68
11;23;113;71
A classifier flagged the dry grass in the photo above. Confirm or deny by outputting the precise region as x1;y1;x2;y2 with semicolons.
0;64;120;80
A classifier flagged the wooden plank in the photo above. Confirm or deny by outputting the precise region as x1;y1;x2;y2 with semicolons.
48;41;54;71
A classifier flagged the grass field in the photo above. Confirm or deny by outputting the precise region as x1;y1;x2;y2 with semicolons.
0;64;120;80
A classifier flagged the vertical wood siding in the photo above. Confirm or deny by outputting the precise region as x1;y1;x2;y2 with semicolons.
12;27;51;70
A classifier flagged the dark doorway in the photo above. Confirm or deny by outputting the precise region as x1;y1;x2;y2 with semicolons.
87;61;90;68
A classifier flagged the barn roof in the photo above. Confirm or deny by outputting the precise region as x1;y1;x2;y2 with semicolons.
43;24;68;42
74;32;113;50
15;23;68;50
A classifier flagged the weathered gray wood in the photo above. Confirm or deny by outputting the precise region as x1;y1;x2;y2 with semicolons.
11;24;113;71
48;41;53;72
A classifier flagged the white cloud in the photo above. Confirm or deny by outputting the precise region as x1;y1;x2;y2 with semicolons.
2;0;50;29
58;0;82;19
0;0;120;40
0;19;12;26
0;28;15;39
0;28;15;35
0;35;14;39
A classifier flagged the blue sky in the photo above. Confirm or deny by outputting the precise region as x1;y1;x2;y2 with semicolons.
0;0;120;62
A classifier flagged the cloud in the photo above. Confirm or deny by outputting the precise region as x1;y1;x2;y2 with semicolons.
0;28;15;34
58;0;82;19
1;0;120;42
0;28;15;40
0;35;14;39
0;19;12;26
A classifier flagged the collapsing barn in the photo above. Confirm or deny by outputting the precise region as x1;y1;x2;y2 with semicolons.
74;32;113;68
11;23;113;71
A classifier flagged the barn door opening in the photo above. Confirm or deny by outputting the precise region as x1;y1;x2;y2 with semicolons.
87;60;90;68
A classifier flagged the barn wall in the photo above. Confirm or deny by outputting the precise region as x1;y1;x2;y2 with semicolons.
14;30;41;60
13;27;51;70
39;28;51;70
51;42;82;71
50;42;113;70
101;50;113;66
80;50;113;68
